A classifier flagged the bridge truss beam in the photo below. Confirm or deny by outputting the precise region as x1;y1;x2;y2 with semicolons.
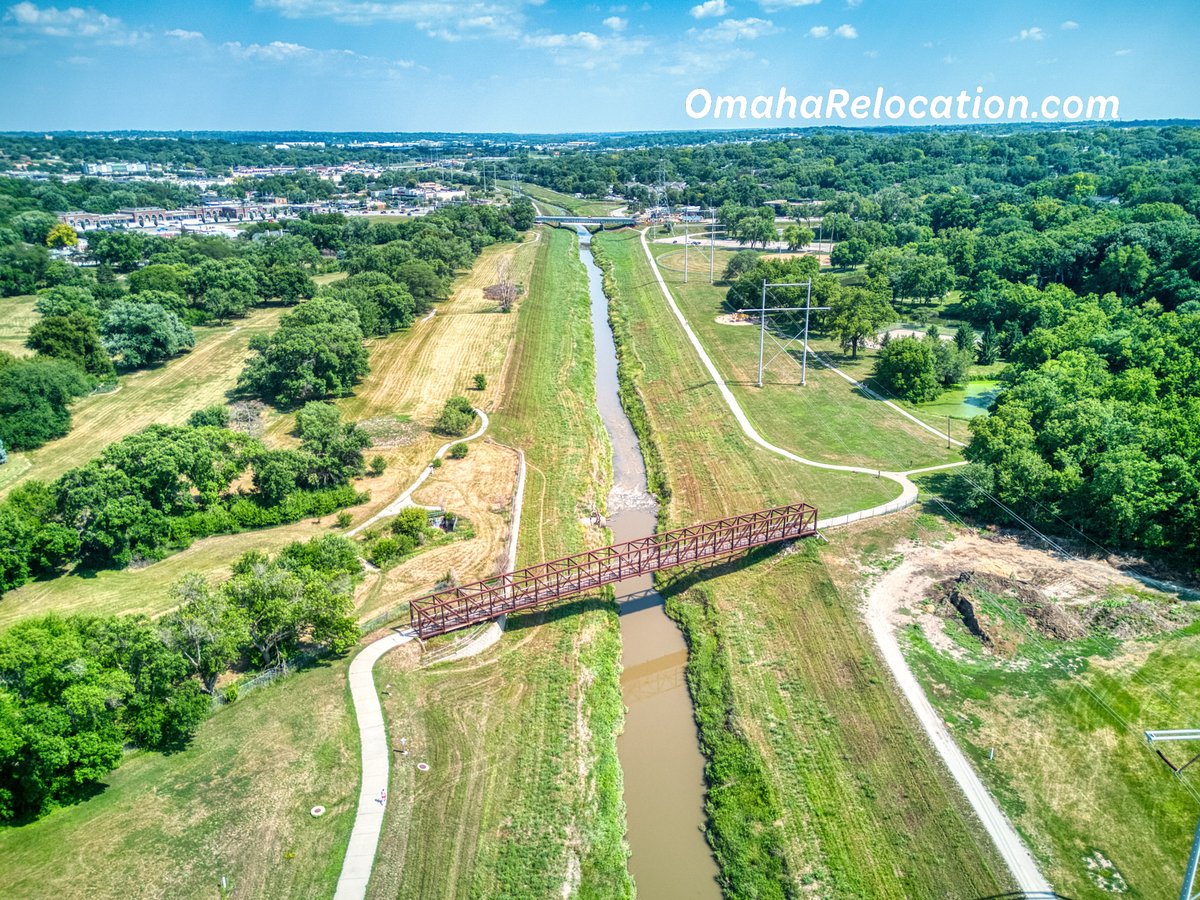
409;502;817;638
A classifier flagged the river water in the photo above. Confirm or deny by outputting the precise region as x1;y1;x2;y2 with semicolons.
577;228;721;899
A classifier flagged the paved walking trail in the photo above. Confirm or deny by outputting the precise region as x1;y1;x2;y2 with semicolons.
639;228;1053;896
333;408;504;900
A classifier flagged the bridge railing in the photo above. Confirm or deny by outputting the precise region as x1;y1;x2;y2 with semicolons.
410;502;817;638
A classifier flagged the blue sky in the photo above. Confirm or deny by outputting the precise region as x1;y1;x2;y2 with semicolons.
0;0;1196;132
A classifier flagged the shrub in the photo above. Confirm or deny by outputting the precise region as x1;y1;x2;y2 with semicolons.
432;395;476;437
431;458;442;469
187;404;231;428
472;373;487;391
391;506;430;542
369;454;387;475
448;442;469;459
335;511;353;529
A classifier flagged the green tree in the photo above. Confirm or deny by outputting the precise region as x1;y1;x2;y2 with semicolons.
187;404;230;428
722;250;760;282
0;357;92;450
236;295;368;407
977;322;1000;364
101;300;195;369
433;395;477;437
161;573;250;694
782;224;813;252
874;336;941;402
829;237;870;268
827;285;895;358
954;322;976;354
26;311;114;378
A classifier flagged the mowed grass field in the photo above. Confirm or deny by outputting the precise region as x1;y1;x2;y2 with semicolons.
649;240;960;473
596;227;1014;897
0;293;37;358
0;304;286;496
0;656;359;900
369;226;633;899
519;182;626;218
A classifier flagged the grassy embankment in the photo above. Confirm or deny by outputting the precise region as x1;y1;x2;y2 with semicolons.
902;546;1200;899
650;241;960;472
596;227;1014;898
518;182;626;218
368;226;632;899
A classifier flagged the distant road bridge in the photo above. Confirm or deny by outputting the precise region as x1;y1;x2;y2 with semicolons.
534;214;637;228
410;503;817;638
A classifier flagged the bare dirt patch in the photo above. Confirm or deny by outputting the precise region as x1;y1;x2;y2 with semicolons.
864;530;1191;656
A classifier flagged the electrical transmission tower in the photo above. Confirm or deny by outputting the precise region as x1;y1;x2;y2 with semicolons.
737;279;828;386
1146;729;1200;900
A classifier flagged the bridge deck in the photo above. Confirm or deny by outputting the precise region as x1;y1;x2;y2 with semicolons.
534;215;637;226
410;502;817;638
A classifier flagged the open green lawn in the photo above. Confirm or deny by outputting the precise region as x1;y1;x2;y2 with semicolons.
368;226;632;899
0;293;37;358
597;227;1013;898
519;182;626;218
905;569;1200;899
0;657;358;900
649;241;961;473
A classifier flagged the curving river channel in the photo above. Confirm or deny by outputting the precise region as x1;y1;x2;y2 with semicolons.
577;227;721;899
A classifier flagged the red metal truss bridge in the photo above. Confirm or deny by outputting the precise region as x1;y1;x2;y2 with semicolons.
410;502;818;638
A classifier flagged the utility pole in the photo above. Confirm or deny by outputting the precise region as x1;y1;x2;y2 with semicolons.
684;223;689;282
1146;729;1200;900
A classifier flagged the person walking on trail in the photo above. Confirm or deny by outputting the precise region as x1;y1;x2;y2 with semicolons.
380;788;387;805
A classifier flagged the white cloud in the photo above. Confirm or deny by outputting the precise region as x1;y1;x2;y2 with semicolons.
253;0;531;41
697;16;778;41
758;0;820;10
521;29;650;69
1060;20;1078;30
862;48;877;57
660;45;753;76
689;0;727;18
223;38;414;71
1013;26;1045;41
807;25;828;37
165;28;203;40
833;22;856;38
846;0;862;6
602;15;626;31
523;30;602;50
5;2;144;44
942;54;956;64
1115;48;1132;55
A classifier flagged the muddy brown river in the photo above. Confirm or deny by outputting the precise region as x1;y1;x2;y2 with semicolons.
578;228;721;899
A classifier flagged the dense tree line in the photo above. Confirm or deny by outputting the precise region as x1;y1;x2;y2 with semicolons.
0;411;368;596
0;534;361;823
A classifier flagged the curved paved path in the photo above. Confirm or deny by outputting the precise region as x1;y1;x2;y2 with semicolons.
334;408;496;900
346;410;490;538
639;228;1052;896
